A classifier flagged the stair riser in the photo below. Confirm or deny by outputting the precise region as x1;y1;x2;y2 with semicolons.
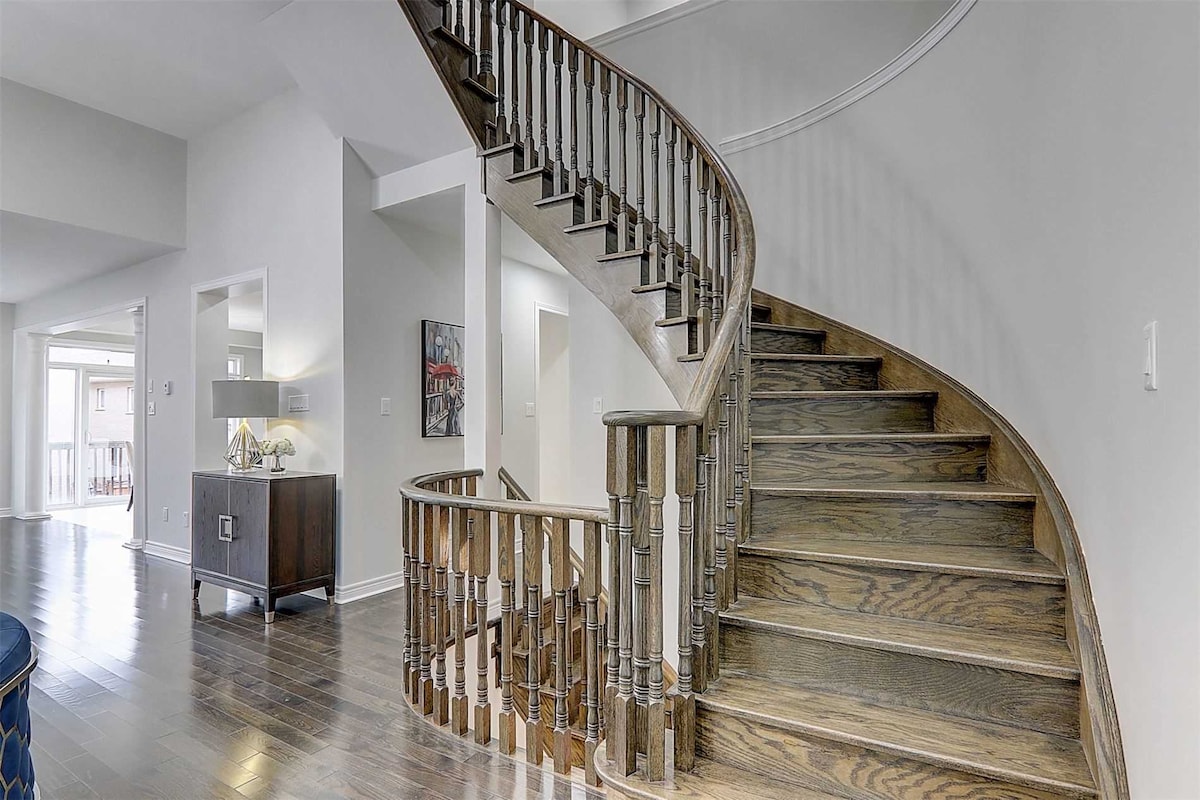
536;196;586;228
695;710;1087;800
483;148;523;179
718;624;1079;739
752;439;988;484
750;329;824;354
751;396;935;435
738;554;1066;638
751;361;879;392
637;287;681;320
599;254;652;288
750;304;772;323
659;321;697;356
750;492;1035;547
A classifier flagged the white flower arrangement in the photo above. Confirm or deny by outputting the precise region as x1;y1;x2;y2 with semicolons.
260;438;296;457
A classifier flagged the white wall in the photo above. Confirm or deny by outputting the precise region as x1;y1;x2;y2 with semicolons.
0;79;186;247
534;0;688;41
500;257;569;495
537;309;570;503
701;3;1198;796
13;89;344;558
0;303;12;514
342;144;465;594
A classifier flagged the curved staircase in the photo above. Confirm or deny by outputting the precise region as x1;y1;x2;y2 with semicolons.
396;1;1129;798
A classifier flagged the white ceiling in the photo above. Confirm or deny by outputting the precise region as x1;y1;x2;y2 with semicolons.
0;1;297;140
0;211;180;304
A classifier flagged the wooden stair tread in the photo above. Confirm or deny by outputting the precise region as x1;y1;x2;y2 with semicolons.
741;536;1064;583
594;747;846;800
749;322;826;337
750;353;880;363
751;389;936;400
753;432;990;444
750;480;1036;502
699;673;1096;796
722;595;1079;679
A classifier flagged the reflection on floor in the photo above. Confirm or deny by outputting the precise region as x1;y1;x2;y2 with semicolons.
51;505;132;539
0;516;603;800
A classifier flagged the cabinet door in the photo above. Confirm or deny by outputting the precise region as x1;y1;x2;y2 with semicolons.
227;479;268;586
192;476;228;574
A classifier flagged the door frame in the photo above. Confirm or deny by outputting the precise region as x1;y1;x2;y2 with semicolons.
532;301;569;503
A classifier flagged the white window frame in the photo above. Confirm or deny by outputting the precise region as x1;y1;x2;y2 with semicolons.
95;387;106;411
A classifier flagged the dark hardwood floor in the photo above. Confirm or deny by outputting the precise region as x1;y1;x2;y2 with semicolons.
0;516;603;800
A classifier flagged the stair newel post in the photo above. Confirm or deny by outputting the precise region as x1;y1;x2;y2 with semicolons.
419;503;435;714
551;32;565;193
664;116;677;283
704;399;721;680
617;78;632;251
509;4;521;148
451;507;470;734
581;519;604;786
434;504;450;725
632;425;651;745
567;43;580;194
478;0;495;91
454;0;464;40
674;423;698;771
523;514;545;763
652;103;662;280
523;16;536;163
681;138;696;319
401;498;412;696
494;0;506;142
696;160;711;354
497;512;517;754
600;68;614;222
645;424;667;781
537;23;550;171
583;57;598;221
469;511;490;743
604;426;622;732
608;423;638;776
550;517;573;773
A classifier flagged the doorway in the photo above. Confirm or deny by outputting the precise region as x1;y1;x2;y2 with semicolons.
536;306;570;503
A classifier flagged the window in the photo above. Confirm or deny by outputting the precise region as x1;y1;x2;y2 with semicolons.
126;386;135;414
48;346;134;368
95;388;106;411
228;355;244;380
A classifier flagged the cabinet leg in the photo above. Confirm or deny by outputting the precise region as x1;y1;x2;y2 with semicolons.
192;579;201;600
264;595;276;624
325;583;335;606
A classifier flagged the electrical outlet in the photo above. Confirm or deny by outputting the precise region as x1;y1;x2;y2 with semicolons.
161;506;169;523
525;402;536;418
380;397;391;416
162;380;172;395
182;512;190;528
592;397;603;414
147;401;156;416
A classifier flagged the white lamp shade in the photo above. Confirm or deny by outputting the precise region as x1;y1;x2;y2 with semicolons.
212;380;279;419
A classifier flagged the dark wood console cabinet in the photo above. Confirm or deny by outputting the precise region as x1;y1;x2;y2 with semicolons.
191;470;336;623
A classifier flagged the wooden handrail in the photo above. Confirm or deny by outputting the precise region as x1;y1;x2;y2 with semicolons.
402;468;607;523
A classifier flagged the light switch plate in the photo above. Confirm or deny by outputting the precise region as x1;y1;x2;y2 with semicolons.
592;397;603;414
1143;321;1158;391
147;380;153;394
147;401;156;416
288;394;310;412
525;402;535;418
182;512;190;528
380;397;391;416
162;380;172;395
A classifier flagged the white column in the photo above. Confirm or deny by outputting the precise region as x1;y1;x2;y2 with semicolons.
124;308;146;549
13;332;50;520
463;184;503;497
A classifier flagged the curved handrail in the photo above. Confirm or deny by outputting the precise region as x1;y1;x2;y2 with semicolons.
511;0;756;416
402;468;608;523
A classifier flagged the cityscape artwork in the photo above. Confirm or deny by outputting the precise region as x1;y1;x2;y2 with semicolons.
422;320;465;438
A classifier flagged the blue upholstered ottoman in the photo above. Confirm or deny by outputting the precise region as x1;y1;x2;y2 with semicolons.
0;613;36;800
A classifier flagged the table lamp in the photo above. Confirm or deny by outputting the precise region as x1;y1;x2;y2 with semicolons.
212;380;279;472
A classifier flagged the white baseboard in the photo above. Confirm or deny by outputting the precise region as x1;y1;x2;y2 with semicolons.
144;540;191;564
0;508;11;519
335;570;405;604
13;512;50;521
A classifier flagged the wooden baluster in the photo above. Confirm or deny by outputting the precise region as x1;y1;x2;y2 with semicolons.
523;16;536;163
451;507;469;733
674;425;698;770
604;427;621;735
550;518;572;773
600;67;613;222
715;369;731;610
608;424;637;775
509;4;521;148
473;510;492;744
617;77;630;248
711;182;724;326
454;0;464;39
466;503;477;628
648;103;663;278
495;0;507;143
469;0;477;66
523;514;545;763
697;161;711;354
498;513;517;753
434;504;451;725
634;91;647;253
402;498;413;696
691;426;709;693
680;136;694;319
738;303;751;547
567;44;580;193
584;57;597;220
646;426;667;781
705;400;721;679
552;32;565;192
582;519;603;786
667;118;676;281
419;503;435;713
410;499;423;697
478;0;495;91
538;23;550;170
632;427;649;749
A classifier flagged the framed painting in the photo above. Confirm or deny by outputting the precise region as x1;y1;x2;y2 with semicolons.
422;320;465;437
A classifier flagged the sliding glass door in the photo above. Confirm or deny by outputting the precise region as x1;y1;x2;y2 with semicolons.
46;362;134;508
47;368;78;507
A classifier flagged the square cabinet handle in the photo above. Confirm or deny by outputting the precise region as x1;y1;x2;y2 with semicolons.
218;514;236;542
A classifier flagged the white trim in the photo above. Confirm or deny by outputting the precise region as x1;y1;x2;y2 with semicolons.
0;508;11;519
16;296;147;337
144;540;191;564
372;148;476;212
13;513;50;521
335;570;405;604
719;0;977;155
588;0;727;49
